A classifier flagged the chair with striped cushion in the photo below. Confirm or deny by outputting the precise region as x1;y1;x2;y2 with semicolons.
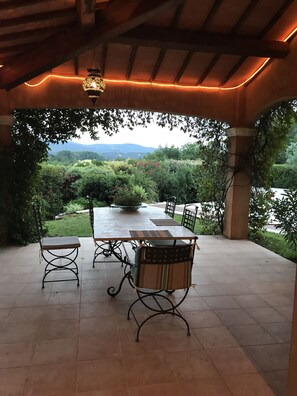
128;242;197;341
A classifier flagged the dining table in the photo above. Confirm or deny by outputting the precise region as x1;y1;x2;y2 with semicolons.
93;205;198;296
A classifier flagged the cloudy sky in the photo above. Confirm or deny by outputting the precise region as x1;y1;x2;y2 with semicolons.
73;124;197;148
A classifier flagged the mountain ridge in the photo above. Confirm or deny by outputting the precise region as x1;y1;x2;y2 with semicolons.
49;142;156;160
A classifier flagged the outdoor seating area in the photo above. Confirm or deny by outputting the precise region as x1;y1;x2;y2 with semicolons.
0;234;294;395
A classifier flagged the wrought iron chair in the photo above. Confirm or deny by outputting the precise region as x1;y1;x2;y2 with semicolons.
32;202;80;288
87;196;123;267
164;196;177;218
128;243;196;341
181;204;198;233
151;204;198;247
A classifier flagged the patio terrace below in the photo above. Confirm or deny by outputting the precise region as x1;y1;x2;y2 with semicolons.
0;236;295;396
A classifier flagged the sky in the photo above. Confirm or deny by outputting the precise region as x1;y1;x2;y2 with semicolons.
72;124;197;148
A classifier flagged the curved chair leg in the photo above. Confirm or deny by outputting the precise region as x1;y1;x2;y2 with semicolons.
41;247;79;288
127;290;191;341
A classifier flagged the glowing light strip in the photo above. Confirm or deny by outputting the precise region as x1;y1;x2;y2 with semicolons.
24;26;297;92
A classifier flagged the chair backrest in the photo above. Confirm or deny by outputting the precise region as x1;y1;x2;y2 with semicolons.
181;204;198;232
32;202;44;246
87;195;94;236
134;243;195;290
164;196;177;218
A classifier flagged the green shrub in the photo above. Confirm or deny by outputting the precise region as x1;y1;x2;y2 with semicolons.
271;164;297;189
64;202;84;213
248;188;272;240
273;189;297;249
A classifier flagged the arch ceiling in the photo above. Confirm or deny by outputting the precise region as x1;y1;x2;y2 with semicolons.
1;0;297;124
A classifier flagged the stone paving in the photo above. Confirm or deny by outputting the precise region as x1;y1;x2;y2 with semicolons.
0;235;295;395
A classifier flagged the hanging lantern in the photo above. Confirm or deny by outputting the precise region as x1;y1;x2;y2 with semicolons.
82;68;105;105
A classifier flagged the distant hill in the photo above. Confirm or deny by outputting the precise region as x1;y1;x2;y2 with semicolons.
49;142;155;160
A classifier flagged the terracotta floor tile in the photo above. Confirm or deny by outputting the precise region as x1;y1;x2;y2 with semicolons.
228;324;276;346
245;343;290;371
0;236;295;396
245;307;288;324
0;321;41;344
80;301;115;318
183;310;223;328
123;352;174;387
262;322;292;343
23;362;77;396
0;366;29;396
0;342;34;368
262;370;288;396
38;319;79;340
232;294;268;308
77;358;126;393
33;338;77;365
78;335;121;360
203;296;240;309
194;326;239;348
223;372;274;395
214;308;256;325
164;350;219;380
206;347;257;375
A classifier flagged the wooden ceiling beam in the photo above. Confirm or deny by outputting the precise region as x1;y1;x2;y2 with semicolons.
76;0;96;29
0;8;76;29
115;26;289;58
0;0;184;89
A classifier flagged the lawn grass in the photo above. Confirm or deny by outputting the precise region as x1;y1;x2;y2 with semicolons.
46;212;297;263
255;231;297;263
46;213;92;237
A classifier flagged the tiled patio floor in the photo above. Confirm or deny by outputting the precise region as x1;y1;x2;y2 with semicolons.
0;236;295;395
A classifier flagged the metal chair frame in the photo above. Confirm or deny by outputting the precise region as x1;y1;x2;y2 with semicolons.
127;243;196;341
164;196;177;218
32;202;80;288
181;204;199;232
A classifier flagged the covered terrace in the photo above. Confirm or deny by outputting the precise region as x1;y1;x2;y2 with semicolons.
0;1;297;394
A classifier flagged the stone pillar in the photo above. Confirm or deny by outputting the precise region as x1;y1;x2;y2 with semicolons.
0;115;14;244
223;127;257;239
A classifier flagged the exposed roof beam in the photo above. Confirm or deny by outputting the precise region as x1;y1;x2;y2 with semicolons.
0;0;49;11
0;8;76;29
115;26;289;58
76;0;96;29
202;0;223;31
0;0;184;89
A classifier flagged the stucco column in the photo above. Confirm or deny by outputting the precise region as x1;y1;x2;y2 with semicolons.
0;114;14;244
223;127;257;239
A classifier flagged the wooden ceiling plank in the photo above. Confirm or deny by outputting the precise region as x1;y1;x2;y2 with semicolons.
219;57;247;86
0;0;185;89
150;49;166;82
0;8;76;29
201;0;223;31
101;44;108;76
258;0;295;38
171;2;186;28
126;46;138;80
231;0;260;33
0;0;49;11
221;0;294;86
174;51;193;83
0;27;66;44
115;26;289;58
197;53;220;85
76;0;96;29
